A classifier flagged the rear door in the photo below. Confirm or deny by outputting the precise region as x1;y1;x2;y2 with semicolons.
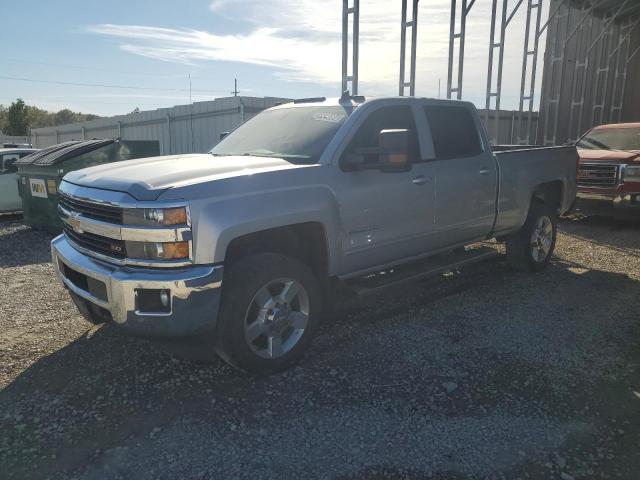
333;102;437;275
420;103;497;246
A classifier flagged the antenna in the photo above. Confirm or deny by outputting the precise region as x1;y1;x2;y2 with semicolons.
231;78;239;97
188;73;192;104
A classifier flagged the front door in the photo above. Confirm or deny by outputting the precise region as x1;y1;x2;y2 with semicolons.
334;104;436;275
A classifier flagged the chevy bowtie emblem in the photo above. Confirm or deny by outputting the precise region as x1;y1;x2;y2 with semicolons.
67;213;83;234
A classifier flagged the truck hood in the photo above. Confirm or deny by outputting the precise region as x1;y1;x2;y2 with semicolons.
63;153;308;201
578;149;640;163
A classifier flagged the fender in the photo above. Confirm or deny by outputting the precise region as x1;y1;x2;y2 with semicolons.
161;175;343;274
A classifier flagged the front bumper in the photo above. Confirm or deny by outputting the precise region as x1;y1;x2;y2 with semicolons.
51;234;223;337
577;191;640;209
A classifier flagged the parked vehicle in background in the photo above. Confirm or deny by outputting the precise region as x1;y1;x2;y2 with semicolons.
51;96;578;374
575;123;640;216
0;147;39;213
3;143;33;149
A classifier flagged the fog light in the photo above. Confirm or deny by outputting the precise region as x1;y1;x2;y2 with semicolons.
159;290;170;307
135;288;171;314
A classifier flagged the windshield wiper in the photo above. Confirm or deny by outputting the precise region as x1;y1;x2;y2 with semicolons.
580;138;613;150
240;152;311;159
209;151;311;160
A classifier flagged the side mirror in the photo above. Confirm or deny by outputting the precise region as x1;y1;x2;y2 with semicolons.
342;128;412;172
378;129;411;172
219;131;230;141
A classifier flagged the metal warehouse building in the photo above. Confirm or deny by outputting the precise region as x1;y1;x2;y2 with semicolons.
538;0;640;145
29;95;538;152
30;96;290;155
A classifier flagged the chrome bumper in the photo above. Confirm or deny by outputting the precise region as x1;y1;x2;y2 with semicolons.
51;234;223;337
577;192;640;208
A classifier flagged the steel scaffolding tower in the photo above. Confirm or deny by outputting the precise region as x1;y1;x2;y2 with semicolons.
516;0;544;144
341;0;360;94
340;0;640;145
399;0;420;96
447;0;476;100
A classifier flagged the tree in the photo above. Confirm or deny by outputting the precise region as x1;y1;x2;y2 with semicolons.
1;99;100;133
0;104;7;132
26;105;54;128
54;109;76;126
4;99;29;136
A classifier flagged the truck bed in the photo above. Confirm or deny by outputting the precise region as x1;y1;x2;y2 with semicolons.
492;145;578;234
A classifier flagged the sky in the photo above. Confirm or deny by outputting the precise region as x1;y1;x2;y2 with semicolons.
0;0;550;117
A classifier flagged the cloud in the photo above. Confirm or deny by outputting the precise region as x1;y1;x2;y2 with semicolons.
87;1;449;90
87;0;549;107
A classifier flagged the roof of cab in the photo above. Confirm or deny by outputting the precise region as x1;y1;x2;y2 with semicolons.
270;96;475;110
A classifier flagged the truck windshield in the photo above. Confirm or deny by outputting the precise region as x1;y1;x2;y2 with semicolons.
577;127;640;151
209;105;351;164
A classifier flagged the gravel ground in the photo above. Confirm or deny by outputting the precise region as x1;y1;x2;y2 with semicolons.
1;213;639;479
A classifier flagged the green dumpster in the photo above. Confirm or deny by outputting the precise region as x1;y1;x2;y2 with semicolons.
16;139;160;232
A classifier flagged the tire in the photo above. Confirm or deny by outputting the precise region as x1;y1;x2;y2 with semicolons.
215;253;323;375
506;201;557;272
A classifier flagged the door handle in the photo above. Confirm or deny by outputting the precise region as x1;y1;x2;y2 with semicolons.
412;175;427;185
478;168;490;175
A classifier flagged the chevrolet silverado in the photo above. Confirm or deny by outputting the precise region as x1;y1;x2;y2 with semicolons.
51;96;577;374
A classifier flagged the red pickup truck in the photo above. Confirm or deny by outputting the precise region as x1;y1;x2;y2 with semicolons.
576;123;640;216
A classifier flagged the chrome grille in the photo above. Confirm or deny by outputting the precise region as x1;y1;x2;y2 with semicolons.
58;193;123;224
63;224;126;259
577;163;620;187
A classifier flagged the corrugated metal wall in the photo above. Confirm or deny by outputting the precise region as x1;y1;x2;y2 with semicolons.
0;134;31;145
29;96;537;152
30;96;290;154
537;0;640;145
478;109;540;146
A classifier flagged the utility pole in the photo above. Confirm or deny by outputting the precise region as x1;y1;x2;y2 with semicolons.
231;78;239;97
188;73;194;153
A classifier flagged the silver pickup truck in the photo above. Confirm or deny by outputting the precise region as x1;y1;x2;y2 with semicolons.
51;96;577;374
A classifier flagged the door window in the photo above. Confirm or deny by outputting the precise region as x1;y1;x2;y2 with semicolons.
341;105;419;168
424;106;483;160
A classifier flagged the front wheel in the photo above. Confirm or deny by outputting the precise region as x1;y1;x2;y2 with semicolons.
215;253;322;375
506;202;557;272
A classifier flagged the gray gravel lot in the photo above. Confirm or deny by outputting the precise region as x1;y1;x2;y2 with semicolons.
1;213;639;479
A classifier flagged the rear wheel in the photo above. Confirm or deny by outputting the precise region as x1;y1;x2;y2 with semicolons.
506;202;557;272
215;253;322;375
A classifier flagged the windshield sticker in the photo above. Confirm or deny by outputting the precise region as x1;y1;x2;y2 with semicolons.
313;112;345;123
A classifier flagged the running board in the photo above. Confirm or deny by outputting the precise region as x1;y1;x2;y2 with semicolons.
346;246;499;297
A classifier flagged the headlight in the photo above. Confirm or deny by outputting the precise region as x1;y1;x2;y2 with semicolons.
125;241;190;260
625;166;640;181
123;207;188;226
